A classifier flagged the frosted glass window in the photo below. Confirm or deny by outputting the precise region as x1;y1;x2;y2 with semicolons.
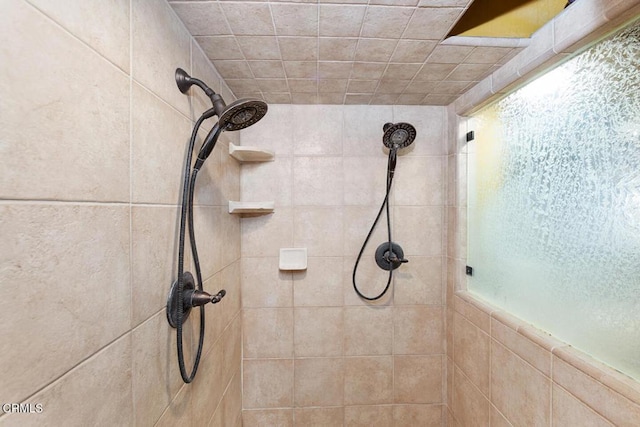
468;21;640;380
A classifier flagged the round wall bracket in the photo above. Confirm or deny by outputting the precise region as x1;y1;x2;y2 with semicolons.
175;68;193;94
375;242;408;271
166;271;195;328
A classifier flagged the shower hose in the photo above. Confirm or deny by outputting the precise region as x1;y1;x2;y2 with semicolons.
352;151;397;301
175;110;221;383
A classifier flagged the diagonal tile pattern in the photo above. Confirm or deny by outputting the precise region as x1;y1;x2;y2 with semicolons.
170;0;525;105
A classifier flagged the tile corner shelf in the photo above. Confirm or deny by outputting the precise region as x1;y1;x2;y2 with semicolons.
228;201;275;215
229;143;274;162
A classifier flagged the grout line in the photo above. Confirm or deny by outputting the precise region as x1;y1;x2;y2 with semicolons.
128;0;136;420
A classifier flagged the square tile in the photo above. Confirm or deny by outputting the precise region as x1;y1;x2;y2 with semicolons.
294;307;344;357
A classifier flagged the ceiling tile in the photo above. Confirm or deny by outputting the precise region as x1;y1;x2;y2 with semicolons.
403;7;463;39
370;0;419;6
447;63;493;81
237;36;281;60
284;61;317;78
426;45;473;63
361;6;414;39
319;5;367;37
464;46;514;64
318;93;346;104
351;62;387;79
256;78;289;92
220;3;275;36
172;2;230;36
319;38;358;61
405;80;438;93
413;63;456;80
423;93;458;104
212;60;254;78
347;79;379;93
354;39;398;62
319;79;348;93
433;80;471;93
196;36;244;60
383;63;421;80
345;94;373;104
278;37;318;61
263;93;292;103
291;93;319;104
318;61;353;78
249;61;286;78
390;40;437;62
271;4;318;37
370;93;399;104
225;78;260;93
289;79;319;93
376;79;410;93
396;93;427;104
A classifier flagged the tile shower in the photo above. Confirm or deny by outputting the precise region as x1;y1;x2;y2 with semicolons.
1;1;639;427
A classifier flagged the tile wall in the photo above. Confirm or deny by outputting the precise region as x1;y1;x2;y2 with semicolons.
238;104;448;426
0;0;241;425
446;1;640;425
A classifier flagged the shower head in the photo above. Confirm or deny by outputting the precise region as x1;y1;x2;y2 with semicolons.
382;122;416;150
218;98;268;131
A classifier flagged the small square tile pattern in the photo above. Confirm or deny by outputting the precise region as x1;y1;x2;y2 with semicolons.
171;1;525;105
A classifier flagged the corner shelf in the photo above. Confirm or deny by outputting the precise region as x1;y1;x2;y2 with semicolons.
228;201;274;216
229;143;274;163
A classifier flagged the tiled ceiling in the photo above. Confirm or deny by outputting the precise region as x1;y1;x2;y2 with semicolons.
169;0;525;105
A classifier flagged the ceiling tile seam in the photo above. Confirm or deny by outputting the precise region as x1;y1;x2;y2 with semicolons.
266;1;286;102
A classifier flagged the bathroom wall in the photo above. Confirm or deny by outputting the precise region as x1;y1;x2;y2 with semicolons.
238;104;447;425
0;0;241;426
446;1;640;425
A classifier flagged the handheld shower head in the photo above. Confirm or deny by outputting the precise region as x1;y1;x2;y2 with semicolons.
382;122;416;178
218;98;268;131
382;122;416;150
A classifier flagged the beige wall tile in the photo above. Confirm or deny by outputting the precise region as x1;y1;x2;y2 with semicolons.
191;338;226;426
243;359;294;409
490;405;513;427
293;257;344;306
293;157;344;206
491;318;551;376
132;312;185;426
343;157;388;206
191;206;224;280
491;341;551;426
243;308;294;358
393;404;442;426
220;371;243;427
453;312;490;396
294;407;344;426
294;358;344;407
241;156;293;206
553;384;613;427
0;335;132;427
220;261;242;329
131;206;181;327
243;409;294;427
344;405;393;427
344;255;394;307
242;208;294;257
1;0;130;202
132;83;192;204
294;307;344;357
343;205;390;257
292;105;344;155
552;356;640;426
453;294;491;333
394;306;444;355
344;356;394;405
344;306;393;355
394;355;443;403
452;367;490;427
240;104;294;156
155;384;192;427
394;156;444;206
242;257;293;308
393;256;443;305
393;106;446;156
393;206;443;257
0;204;130;404
27;0;130;71
132;0;191;117
343;105;394;156
172;2;230;37
294;207;344;257
222;313;242;388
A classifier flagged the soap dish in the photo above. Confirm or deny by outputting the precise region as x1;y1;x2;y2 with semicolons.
279;248;307;271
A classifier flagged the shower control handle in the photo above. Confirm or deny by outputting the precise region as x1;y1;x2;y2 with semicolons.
186;289;226;307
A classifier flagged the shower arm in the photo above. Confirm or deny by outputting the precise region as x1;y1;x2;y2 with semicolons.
176;68;227;117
